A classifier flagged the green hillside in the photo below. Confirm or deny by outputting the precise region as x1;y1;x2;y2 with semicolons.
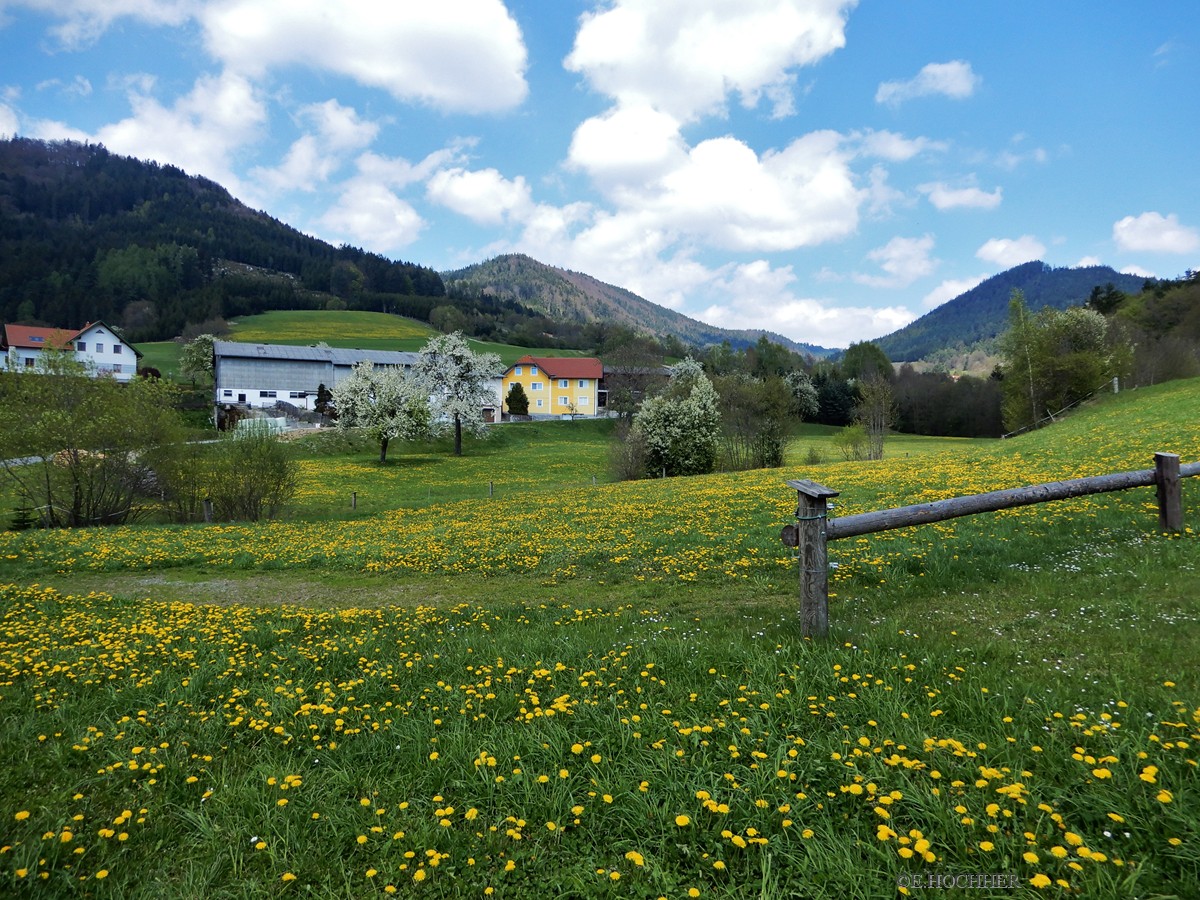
138;310;589;377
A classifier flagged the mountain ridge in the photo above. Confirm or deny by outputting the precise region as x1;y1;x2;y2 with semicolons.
874;261;1147;361
442;253;833;357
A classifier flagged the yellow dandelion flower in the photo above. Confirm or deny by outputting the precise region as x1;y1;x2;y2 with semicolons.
675;815;691;827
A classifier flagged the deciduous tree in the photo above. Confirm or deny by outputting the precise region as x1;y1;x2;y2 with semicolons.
414;332;502;456
633;358;721;478
331;359;430;462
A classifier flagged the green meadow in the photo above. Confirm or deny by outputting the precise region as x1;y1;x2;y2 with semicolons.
1;380;1197;898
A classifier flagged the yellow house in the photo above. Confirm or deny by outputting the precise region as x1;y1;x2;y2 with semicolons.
502;355;603;417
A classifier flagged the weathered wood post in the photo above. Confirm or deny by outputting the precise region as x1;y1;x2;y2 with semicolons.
1155;452;1182;531
202;498;213;524
351;491;357;510
783;480;840;640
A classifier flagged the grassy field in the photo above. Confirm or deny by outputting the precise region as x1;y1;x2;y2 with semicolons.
137;310;587;379
1;380;1197;898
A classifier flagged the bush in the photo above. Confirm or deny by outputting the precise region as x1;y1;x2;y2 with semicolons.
157;423;298;522
608;420;647;481
207;424;299;522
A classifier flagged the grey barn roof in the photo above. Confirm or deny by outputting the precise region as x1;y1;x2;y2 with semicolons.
213;341;420;367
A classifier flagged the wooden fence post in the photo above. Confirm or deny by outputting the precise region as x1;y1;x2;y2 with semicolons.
351;491;357;510
1156;452;1182;531
785;480;840;640
202;498;213;524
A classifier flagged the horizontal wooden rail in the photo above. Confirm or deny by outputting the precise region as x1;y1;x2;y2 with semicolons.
828;460;1200;540
784;453;1197;639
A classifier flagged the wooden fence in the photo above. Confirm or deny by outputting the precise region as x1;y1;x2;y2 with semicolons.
781;452;1200;639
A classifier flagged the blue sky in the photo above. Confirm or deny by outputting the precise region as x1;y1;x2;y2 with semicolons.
2;1;1197;348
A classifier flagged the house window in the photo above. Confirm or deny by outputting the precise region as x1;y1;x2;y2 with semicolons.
95;343;104;353
30;335;44;343
530;382;543;391
76;341;86;351
259;390;277;398
530;366;538;375
559;396;569;406
579;396;589;405
536;399;543;408
289;392;306;399
578;379;586;388
25;357;35;367
223;390;233;397
113;345;122;354
559;379;568;389
514;365;522;375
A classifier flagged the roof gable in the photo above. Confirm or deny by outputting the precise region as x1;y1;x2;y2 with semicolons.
507;356;603;379
3;324;78;351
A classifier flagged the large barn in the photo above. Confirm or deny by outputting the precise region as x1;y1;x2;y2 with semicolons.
213;341;421;411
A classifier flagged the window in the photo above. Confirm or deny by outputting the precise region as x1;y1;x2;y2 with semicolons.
530;366;538;375
25;357;34;367
515;366;522;375
112;364;122;373
113;345;122;354
223;390;233;397
95;343;104;353
30;335;44;343
76;341;86;352
559;396;569;406
578;379;586;388
259;390;277;398
559;379;568;389
530;381;543;391
289;391;305;399
536;399;543;408
579;396;589;405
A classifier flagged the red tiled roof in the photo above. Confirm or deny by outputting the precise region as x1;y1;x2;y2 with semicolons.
512;355;603;379
3;324;79;350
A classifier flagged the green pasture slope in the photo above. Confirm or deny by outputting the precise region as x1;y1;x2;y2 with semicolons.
137;310;587;378
0;380;1197;898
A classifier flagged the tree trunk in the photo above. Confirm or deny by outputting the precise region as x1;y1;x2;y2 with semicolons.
379;436;389;463
454;415;463;456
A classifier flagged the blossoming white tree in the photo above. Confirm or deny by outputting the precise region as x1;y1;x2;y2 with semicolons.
633;357;721;477
413;332;501;456
331;359;430;462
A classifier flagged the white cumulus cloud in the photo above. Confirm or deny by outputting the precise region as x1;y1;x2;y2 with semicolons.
320;182;424;252
426;167;534;226
564;0;855;122
251;100;379;193
8;0;194;48
976;235;1046;268
854;234;937;288
201;0;528;114
31;71;267;195
919;182;1002;211
1112;211;1200;254
696;259;915;348
876;60;979;106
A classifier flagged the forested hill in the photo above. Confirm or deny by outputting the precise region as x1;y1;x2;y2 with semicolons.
442;254;832;357
0;138;443;342
874;261;1147;362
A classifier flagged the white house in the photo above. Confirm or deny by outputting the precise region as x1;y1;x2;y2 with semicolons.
1;322;142;382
